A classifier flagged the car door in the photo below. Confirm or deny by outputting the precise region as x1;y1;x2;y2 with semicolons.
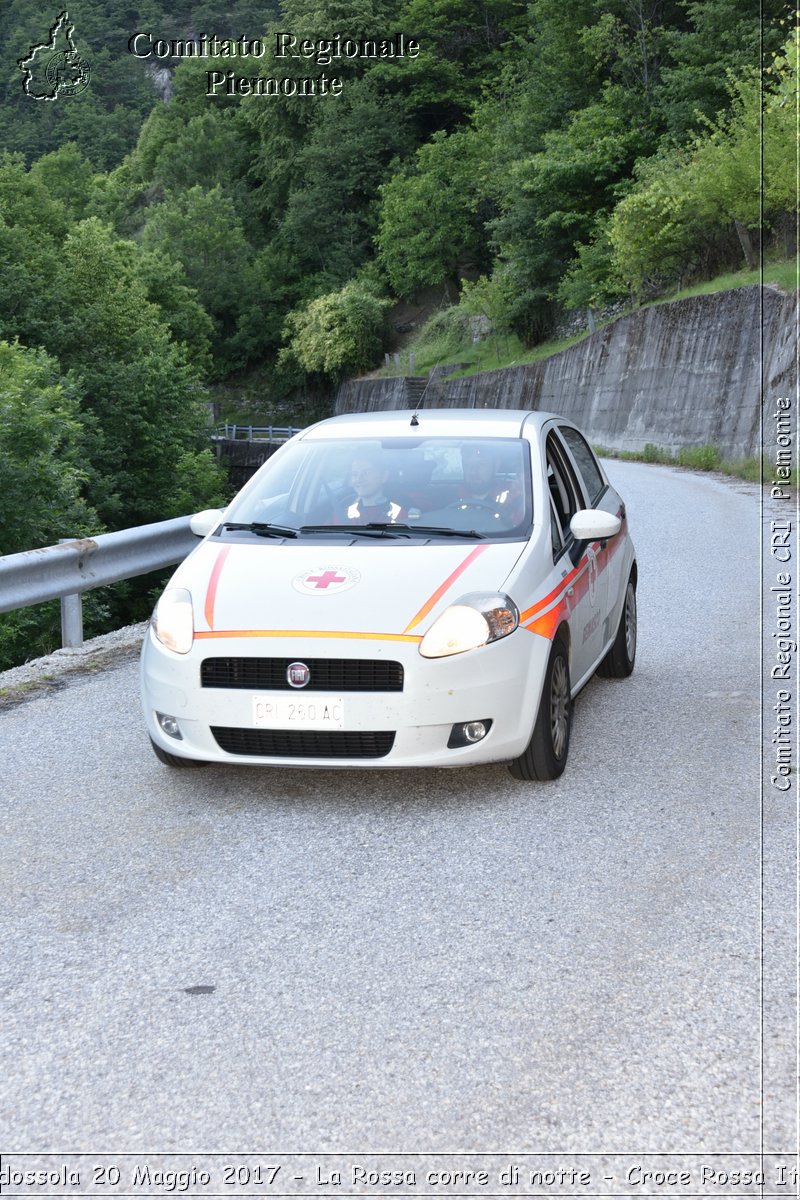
554;423;621;671
544;427;608;688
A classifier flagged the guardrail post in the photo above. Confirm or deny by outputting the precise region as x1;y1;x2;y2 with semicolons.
58;539;84;648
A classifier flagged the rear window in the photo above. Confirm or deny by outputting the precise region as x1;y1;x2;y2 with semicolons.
559;426;605;505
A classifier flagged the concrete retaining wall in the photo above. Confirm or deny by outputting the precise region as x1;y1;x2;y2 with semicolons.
336;286;797;459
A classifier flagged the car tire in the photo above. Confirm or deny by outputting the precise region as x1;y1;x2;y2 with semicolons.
597;574;637;678
508;636;572;782
149;737;208;769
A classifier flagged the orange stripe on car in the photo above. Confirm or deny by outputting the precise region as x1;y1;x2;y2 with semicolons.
522;530;624;640
519;564;581;623
194;629;423;643
403;545;489;633
520;538;607;636
524;602;568;640
203;545;232;630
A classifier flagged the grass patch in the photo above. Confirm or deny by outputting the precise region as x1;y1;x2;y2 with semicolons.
378;310;601;380
0;676;64;708
651;257;798;305
379;255;797;382
596;443;797;487
448;328;600;377
0;643;143;708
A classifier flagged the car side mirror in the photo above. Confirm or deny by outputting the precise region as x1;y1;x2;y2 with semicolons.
570;509;622;541
190;508;224;537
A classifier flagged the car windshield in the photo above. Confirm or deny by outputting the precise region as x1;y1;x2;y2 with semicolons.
221;435;533;539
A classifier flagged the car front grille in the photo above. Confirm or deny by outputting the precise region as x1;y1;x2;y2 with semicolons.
201;657;404;692
210;727;396;759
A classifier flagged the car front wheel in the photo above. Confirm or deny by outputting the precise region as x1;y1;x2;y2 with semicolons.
508;636;572;782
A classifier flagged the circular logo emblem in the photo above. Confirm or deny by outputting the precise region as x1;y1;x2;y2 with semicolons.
46;51;90;96
286;662;311;689
292;566;360;596
586;546;598;607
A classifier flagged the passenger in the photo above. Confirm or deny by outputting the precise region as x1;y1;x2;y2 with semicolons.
342;452;405;524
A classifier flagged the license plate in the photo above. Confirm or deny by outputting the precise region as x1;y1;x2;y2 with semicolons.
252;695;345;729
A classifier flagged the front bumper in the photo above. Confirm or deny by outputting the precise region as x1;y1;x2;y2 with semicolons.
140;625;551;769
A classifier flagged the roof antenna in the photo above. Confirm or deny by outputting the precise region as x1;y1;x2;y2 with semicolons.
409;358;442;427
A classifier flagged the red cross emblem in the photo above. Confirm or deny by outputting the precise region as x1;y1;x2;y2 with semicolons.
293;566;360;596
307;570;347;589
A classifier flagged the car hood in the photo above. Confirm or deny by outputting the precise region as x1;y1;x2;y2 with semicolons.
178;539;526;642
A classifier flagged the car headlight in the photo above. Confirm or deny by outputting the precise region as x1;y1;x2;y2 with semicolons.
419;592;519;658
153;587;194;655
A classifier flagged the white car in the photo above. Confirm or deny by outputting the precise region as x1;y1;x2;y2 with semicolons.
141;409;637;780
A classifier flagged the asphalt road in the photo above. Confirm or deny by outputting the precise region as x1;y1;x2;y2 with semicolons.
1;462;790;1158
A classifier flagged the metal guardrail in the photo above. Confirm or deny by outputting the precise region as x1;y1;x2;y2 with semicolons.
214;424;302;442
0;517;200;649
2;429;305;654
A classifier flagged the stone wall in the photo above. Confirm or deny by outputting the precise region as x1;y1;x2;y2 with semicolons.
336;286;797;459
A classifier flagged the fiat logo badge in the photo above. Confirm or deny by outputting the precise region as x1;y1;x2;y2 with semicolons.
287;662;311;689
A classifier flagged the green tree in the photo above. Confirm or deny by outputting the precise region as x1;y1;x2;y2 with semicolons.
0;339;103;669
141;185;252;371
489;93;650;337
28;143;96;223
282;278;391;378
229;244;304;367
763;27;800;238
277;76;414;290
118;70;257;229
376;129;485;298
135;248;215;371
609;34;799;293
477;0;600;151
0;339;98;553
556;220;627;311
389;0;528;133
44;217;226;527
655;0;785;139
241;0;406;228
459;271;514;359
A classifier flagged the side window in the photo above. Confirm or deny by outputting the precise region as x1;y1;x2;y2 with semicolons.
546;432;582;558
549;496;563;556
559;426;605;506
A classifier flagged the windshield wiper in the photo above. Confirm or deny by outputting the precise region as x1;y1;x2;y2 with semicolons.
299;524;407;538
299;522;485;539
221;521;298;538
366;523;485;539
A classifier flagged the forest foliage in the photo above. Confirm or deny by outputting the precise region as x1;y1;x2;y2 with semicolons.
0;0;796;665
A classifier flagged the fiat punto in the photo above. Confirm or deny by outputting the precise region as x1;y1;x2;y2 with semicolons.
141;409;637;780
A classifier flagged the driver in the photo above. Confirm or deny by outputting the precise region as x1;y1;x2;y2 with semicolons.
342;451;405;524
459;445;512;507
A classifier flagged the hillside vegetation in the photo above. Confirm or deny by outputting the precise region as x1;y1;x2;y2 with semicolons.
0;0;796;665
